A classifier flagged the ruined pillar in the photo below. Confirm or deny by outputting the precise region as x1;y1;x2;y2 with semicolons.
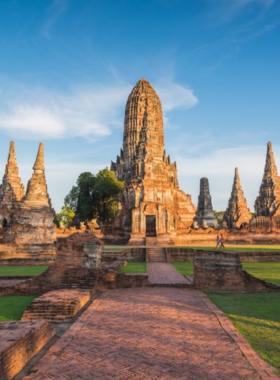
193;178;218;228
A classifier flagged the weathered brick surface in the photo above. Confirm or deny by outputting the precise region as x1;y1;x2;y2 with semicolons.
23;288;277;379
167;247;280;262
21;289;91;321
0;321;55;380
194;251;280;291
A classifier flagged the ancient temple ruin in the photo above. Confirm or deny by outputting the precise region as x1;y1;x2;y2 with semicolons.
3;143;56;248
193;178;217;229
111;78;196;244
223;168;251;229
254;141;280;217
0;141;25;233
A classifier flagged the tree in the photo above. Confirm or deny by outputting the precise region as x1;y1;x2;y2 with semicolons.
64;168;124;226
214;210;224;226
54;206;75;228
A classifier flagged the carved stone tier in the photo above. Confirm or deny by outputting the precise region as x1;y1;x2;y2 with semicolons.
223;168;251;229
111;79;196;243
255;141;280;217
3;143;56;245
193;178;217;228
0;141;25;227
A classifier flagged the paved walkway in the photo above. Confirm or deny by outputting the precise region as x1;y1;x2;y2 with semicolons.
24;288;277;379
148;262;192;285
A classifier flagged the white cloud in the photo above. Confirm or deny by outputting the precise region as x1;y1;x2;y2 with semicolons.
176;144;280;211
0;79;198;141
157;81;198;111
0;82;131;140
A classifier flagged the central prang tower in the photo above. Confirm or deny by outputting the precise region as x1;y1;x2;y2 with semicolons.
111;78;196;245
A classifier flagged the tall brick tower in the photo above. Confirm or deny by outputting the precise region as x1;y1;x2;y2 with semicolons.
111;79;196;244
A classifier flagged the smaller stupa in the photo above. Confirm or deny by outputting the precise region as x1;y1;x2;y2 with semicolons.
254;141;280;217
3;143;56;247
193;178;218;229
223;168;251;229
0;141;25;228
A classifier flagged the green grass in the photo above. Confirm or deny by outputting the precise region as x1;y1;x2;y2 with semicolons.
242;262;280;285
103;247;127;252
118;262;147;273
0;266;48;277
0;295;38;321
170;262;193;276
172;245;280;252
207;292;280;374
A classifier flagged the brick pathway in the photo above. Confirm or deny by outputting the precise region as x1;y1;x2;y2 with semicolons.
148;262;192;285
24;288;278;379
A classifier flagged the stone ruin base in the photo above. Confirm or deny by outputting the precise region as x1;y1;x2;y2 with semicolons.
194;251;280;292
0;243;56;266
21;290;91;322
0;321;55;380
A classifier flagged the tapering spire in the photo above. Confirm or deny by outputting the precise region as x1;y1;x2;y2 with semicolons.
234;167;240;184
255;141;280;217
24;143;50;207
33;142;45;172
0;141;25;204
223;168;251;229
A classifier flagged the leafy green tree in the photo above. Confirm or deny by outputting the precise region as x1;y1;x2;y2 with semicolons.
54;206;75;227
214;210;224;226
65;168;124;226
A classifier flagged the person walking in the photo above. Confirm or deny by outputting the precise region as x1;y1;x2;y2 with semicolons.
216;235;220;248
220;234;225;249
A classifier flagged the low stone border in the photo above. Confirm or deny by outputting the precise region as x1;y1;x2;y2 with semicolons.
199;293;279;379
0;321;55;380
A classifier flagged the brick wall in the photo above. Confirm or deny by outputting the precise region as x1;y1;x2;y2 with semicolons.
167;248;280;262
194;251;280;292
0;321;55;380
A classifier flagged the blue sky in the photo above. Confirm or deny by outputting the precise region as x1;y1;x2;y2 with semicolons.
0;0;279;212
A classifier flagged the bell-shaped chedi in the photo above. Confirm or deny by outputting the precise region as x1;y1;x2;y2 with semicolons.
193;178;218;229
255;141;280;217
3;143;56;247
223;168;251;229
111;78;196;244
0;141;25;227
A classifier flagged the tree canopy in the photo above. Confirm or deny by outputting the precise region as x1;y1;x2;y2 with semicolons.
54;206;75;228
64;168;124;226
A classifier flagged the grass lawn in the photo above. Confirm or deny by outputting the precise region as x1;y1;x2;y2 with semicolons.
242;262;280;285
0;295;38;321
172;246;280;252
170;262;193;276
207;292;280;374
118;262;147;273
0;266;48;277
103;247;127;252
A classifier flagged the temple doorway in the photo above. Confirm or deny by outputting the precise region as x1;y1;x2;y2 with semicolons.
146;215;156;237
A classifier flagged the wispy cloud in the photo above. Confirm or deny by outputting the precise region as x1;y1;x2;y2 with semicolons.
0;79;199;141
157;81;198;111
42;0;69;38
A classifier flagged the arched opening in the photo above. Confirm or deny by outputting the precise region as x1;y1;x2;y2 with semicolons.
3;218;8;228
